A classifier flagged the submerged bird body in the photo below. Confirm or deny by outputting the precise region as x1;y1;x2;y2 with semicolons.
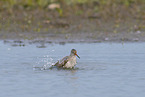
54;49;80;68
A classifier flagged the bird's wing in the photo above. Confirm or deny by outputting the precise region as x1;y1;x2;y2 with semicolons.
54;56;69;67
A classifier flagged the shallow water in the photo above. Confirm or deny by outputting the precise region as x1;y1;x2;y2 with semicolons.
0;41;145;97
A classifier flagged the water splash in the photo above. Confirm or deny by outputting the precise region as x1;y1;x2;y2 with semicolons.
33;50;55;70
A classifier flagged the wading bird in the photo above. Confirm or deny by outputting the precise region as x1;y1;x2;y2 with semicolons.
54;49;80;68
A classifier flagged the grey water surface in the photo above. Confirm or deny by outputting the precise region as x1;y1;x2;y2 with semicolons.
0;41;145;97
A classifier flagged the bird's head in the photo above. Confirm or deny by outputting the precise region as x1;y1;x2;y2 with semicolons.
71;49;80;59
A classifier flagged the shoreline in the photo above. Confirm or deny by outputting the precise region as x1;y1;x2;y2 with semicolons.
1;38;145;48
0;2;145;43
1;31;145;44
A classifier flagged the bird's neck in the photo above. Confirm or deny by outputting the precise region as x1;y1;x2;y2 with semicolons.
70;53;75;56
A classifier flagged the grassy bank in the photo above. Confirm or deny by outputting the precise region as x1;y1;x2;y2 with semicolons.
1;0;145;17
0;0;145;41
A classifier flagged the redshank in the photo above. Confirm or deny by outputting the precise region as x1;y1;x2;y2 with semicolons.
54;49;80;68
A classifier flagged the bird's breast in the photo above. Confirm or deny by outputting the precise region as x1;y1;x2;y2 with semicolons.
63;56;76;68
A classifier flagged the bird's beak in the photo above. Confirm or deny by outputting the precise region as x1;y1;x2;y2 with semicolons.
75;53;80;59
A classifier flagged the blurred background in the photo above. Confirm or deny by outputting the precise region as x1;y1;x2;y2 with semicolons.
0;0;145;41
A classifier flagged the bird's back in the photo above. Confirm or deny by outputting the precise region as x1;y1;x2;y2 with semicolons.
54;55;76;68
54;56;69;67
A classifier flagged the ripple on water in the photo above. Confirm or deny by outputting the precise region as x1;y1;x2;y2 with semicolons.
1;41;145;97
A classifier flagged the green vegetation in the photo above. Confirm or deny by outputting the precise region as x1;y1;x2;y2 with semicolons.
1;0;145;11
0;0;145;34
0;0;144;20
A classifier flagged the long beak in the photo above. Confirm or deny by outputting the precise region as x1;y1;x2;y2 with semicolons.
75;53;80;59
